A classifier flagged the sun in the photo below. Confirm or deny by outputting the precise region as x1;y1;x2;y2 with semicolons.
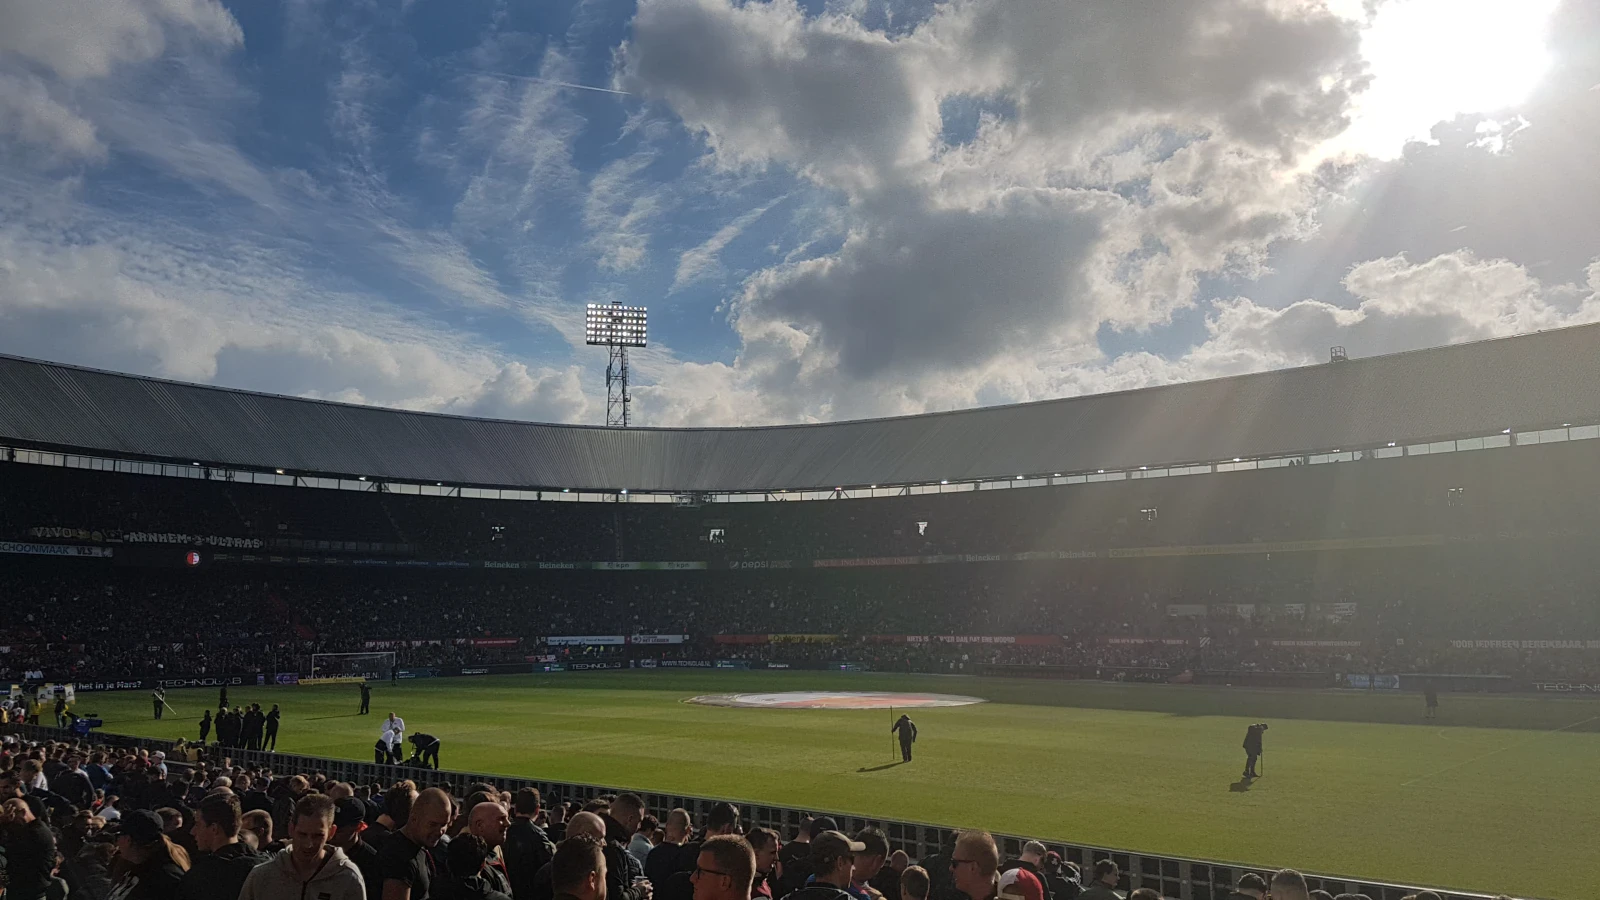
1329;0;1561;159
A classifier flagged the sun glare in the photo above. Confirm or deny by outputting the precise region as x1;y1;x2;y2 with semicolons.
1332;0;1560;159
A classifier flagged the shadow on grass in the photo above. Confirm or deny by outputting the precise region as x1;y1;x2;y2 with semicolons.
857;761;909;773
1228;777;1254;792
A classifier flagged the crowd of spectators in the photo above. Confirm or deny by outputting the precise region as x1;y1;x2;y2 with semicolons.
0;735;1486;900
4;537;1600;685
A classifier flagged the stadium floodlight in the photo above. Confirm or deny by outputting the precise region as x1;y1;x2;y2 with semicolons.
586;302;649;427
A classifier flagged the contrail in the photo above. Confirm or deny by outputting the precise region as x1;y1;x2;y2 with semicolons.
453;68;632;96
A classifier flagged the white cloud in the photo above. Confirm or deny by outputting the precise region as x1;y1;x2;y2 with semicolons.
621;0;1368;418
0;0;242;81
0;188;593;422
0;73;105;163
671;198;780;291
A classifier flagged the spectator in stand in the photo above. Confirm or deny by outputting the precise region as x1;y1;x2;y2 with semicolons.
1039;855;1077;900
629;815;658;871
743;828;779;899
241;810;280;853
437;835;515;900
783;831;863;900
506;789;557;900
901;867;935;900
550;836;607;900
599;794;650;897
239;794;366;900
330;799;384;900
370;783;417;848
382;788;454;900
949;832;998;900
999;843;1049;900
1309;891;1334;900
690;835;754;900
1;797;58;900
850;829;890;900
180;793;267;900
645;809;692;887
55;752;97;808
657;803;739;900
1227;874;1265;900
1076;861;1121;900
161;807;200;858
112;809;192;900
1125;891;1160;900
1267;871;1309;900
468;801;514;895
273;777;311;839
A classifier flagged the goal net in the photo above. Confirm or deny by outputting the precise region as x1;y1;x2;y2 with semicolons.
308;651;395;682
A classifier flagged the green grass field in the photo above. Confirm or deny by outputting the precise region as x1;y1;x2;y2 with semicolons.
74;672;1600;899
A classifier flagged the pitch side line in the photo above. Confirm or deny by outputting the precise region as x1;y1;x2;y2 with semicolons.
1401;715;1599;787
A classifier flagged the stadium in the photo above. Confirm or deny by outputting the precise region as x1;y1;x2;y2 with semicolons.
3;325;1600;900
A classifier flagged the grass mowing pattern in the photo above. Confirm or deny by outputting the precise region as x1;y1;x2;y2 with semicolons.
79;671;1600;899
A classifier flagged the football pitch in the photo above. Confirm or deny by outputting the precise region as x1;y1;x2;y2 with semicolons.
79;671;1600;899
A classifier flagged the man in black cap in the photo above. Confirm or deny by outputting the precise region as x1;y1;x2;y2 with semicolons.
780;832;863;900
330;798;384;900
890;716;917;763
773;816;835;899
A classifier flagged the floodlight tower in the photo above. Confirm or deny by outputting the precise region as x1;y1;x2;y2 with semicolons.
585;302;648;427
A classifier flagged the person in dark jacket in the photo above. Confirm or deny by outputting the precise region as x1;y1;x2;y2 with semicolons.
263;706;282;752
505;789;557;900
999;842;1052;900
110;809;191;900
54;755;97;809
782;832;862;900
198;711;212;745
1038;855;1079;900
330;799;384;900
219;687;229;710
180;794;267;900
1242;724;1267;779
890;716;917;763
435;835;514;900
360;684;372;716
2;797;59;900
644;809;691;889
409;734;442;770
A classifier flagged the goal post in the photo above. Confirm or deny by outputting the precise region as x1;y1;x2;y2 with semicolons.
307;651;395;683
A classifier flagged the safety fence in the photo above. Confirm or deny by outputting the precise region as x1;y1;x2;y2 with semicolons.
1;723;1507;900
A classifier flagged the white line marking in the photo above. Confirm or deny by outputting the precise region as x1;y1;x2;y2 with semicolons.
1402;716;1599;786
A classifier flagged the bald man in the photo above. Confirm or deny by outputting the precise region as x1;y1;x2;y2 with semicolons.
470;802;515;896
525;813;608;900
951;832;1000;900
382;788;453;900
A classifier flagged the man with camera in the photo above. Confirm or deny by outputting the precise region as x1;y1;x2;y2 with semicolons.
1242;724;1268;779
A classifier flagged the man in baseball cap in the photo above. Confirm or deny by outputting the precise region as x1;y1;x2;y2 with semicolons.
779;832;864;900
330;798;382;900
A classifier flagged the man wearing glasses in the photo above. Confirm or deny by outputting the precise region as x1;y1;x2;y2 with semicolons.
778;832;865;900
690;835;756;900
949;832;1000;900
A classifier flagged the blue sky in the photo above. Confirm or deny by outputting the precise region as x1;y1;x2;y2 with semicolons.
0;0;1596;426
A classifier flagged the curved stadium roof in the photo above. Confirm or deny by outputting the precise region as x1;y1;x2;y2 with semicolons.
1;324;1598;493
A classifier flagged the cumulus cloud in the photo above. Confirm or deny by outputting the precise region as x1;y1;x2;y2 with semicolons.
0;74;104;164
620;0;1368;419
0;0;242;81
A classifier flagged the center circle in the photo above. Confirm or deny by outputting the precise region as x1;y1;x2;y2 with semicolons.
687;691;986;709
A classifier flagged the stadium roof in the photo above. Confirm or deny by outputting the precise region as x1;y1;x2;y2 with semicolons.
1;325;1598;493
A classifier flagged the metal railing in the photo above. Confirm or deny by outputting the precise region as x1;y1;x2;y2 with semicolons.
0;724;1509;900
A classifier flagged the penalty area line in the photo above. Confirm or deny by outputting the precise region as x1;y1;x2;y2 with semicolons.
1401;715;1599;787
